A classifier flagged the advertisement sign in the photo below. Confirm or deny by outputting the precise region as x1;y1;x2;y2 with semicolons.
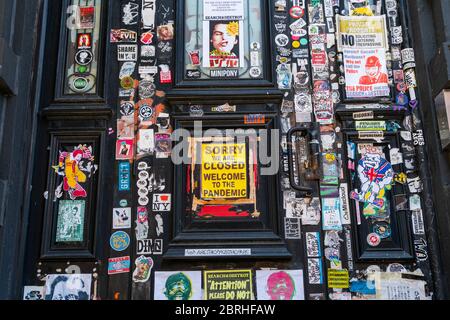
337;15;389;50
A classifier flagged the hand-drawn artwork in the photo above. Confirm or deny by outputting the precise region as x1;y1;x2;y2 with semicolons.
23;286;44;300
155;214;164;236
132;256;154;283
55;200;85;242
53;145;96;200
154;271;202;300
256;270;305;300
113;207;131;229
135;207;149;240
350;153;394;217
44;274;92;300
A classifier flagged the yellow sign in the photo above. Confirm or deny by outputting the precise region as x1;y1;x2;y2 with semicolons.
204;270;253;300
337;15;388;50
201;143;248;199
327;269;349;289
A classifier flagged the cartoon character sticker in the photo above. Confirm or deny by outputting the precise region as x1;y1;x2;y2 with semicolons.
350;153;394;217
256;270;305;300
132;256;153;283
154;271;202;300
53;145;96;200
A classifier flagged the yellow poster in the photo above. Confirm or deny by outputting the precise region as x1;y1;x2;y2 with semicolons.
337;15;388;50
201;143;248;199
327;269;349;289
204;270;253;300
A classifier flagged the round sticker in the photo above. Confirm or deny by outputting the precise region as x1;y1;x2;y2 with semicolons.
120;76;134;90
68;75;96;93
138;187;149;197
300;38;308;46
275;34;289;47
139;80;156;99
249;67;262;78
138;170;149;180
366;265;381;274
119;199;128;207
373;221;392;239
137;179;148;188
386;263;407;273
75;50;93;66
367;233;381;247
397;82;407;92
138;196;149;206
250;42;261;51
292;40;300;48
138;162;148;171
120;101;135;116
110;231;130;252
396;92;409;106
289;6;304;19
139;104;154;121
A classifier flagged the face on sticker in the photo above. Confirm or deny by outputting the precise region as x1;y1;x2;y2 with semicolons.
266;271;295;300
211;23;238;53
164;273;193;300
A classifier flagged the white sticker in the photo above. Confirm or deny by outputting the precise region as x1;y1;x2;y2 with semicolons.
339;184;351;225
118;45;138;61
412;210;425;235
142;0;156;29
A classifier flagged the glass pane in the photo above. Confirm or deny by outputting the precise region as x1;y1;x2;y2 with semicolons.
64;0;102;95
184;0;264;80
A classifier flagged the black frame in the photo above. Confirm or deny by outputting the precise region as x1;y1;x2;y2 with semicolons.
337;106;414;262
54;0;108;102
172;0;275;90
164;106;291;260
40;130;105;260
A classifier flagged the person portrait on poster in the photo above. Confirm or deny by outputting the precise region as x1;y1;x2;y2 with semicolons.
56;200;85;243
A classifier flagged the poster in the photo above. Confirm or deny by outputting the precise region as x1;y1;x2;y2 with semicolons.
204;270;253;300
154;271;202;300
202;20;245;72
327;269;349;289
23;286;44;300
256;270;305;300
44;274;92;300
337;15;389;50
322;198;342;231
201;143;248;199
55;200;85;243
343;48;390;98
374;272;430;300
203;0;244;21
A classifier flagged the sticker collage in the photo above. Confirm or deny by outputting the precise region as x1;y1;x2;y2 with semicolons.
25;0;433;300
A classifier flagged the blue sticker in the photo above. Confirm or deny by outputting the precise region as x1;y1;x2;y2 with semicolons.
110;231;130;252
350;280;376;295
118;161;131;191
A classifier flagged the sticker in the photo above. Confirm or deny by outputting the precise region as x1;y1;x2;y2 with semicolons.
356;121;386;131
256;270;305;300
155;133;172;158
367;232;381;246
389;148;403;165
142;0;156;29
137;129;155;156
327;269;349;289
154;271;203;300
122;2;139;25
412;210;425;235
113;207;131;229
77;33;92;49
204;270;253;300
307;258;323;285
153;194;171;212
135;207;149;240
68;75;96;93
132;256;154;283
275;34;290;47
110;29;138;43
373;221;391;239
285;218;301;239
322;198;342;231
75;50;93;66
302;198;321;225
110;231;130;252
116;139;134;160
118;45;138;61
386;263;407;273
55;200;85;242
44;274;92;300
157;23;174;41
108;256;131;275
244;114;265;124
289;6;304;19
23;286;44;300
137;239;163;255
339;184;351;225
352;111;374;120
306;232;322;257
118;161;131;191
78;6;95;29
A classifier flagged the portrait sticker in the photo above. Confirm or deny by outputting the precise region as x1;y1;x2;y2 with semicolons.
44;274;92;300
256;270;305;300
154;271;202;300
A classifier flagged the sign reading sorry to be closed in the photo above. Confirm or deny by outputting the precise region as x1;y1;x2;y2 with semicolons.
201;143;248;199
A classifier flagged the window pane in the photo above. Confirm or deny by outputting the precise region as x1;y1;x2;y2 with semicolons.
184;0;264;80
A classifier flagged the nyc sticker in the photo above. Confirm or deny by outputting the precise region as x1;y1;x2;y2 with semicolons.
152;194;171;212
